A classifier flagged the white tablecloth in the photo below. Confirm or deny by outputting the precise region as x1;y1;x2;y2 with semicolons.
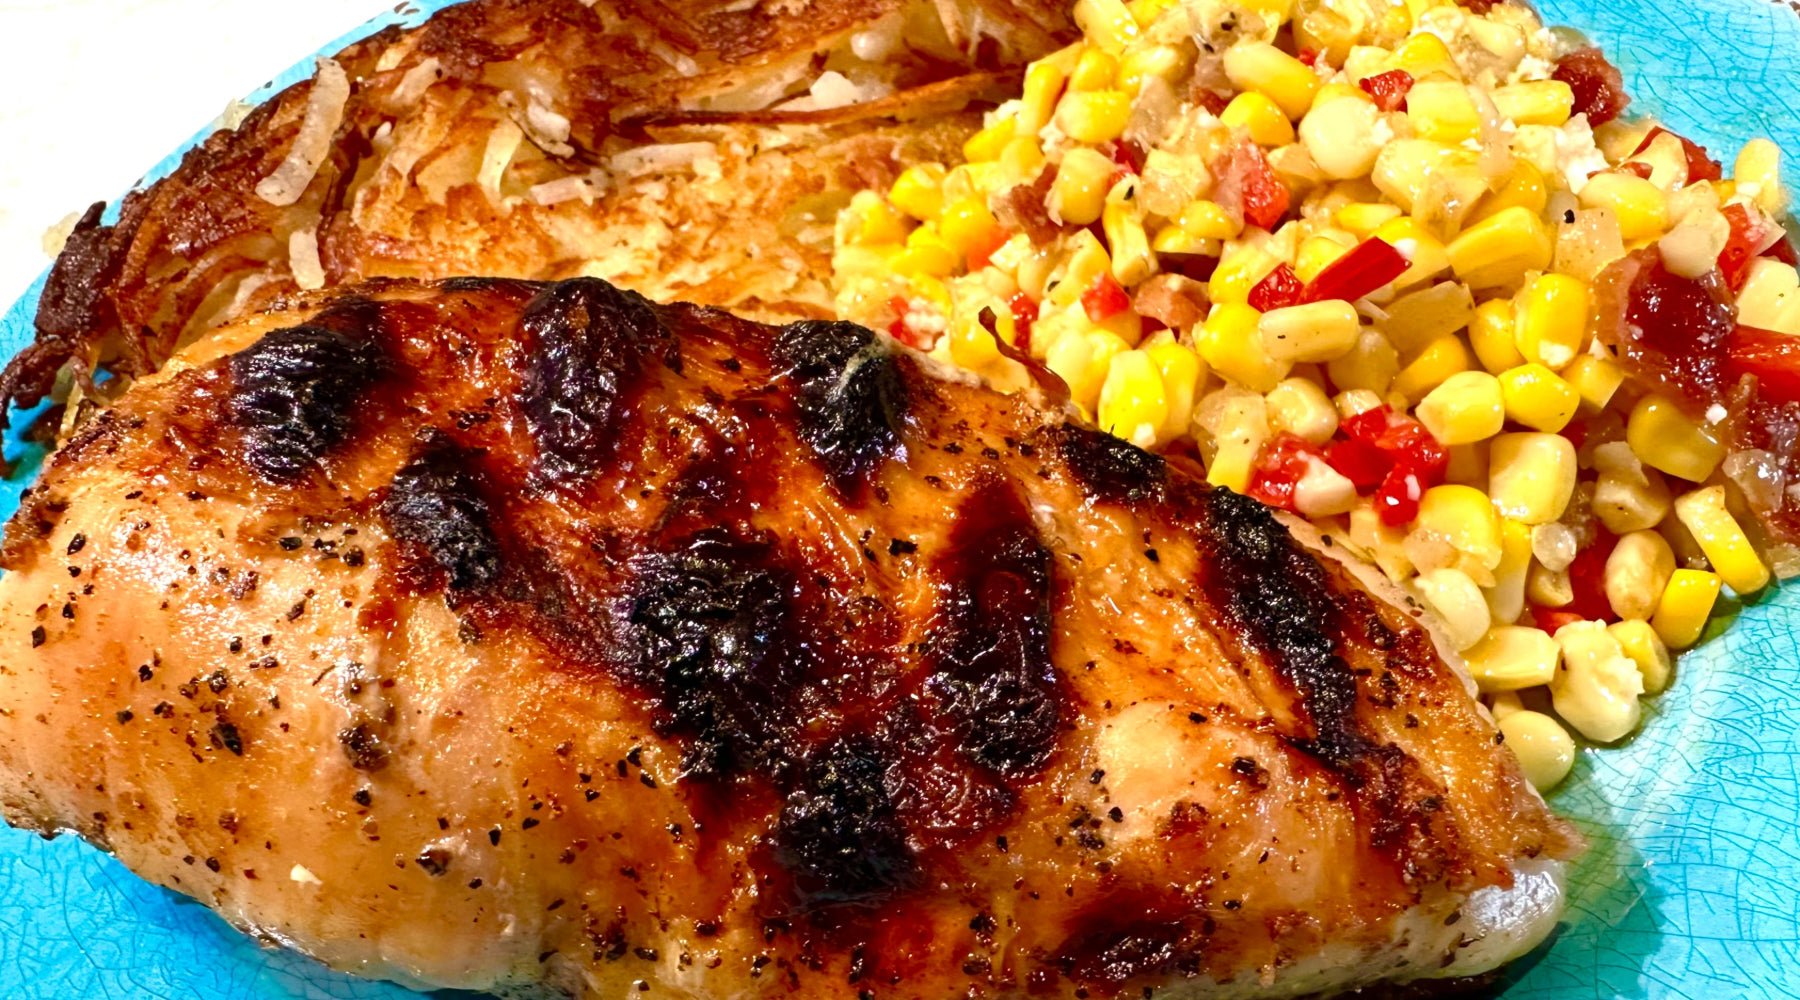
0;0;381;306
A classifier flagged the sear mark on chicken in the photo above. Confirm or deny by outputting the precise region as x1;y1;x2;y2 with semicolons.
926;477;1060;778
771;319;909;496
1055;424;1168;505
226;317;384;482
519;276;679;476
381;433;503;592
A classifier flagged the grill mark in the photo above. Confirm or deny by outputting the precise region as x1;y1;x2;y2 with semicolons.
1054;425;1167;504
518;277;679;475
226;322;384;482
774;738;916;908
381;435;502;591
926;477;1061;778
1051;890;1204;988
770;320;908;496
1184;484;1462;883
621;529;802;780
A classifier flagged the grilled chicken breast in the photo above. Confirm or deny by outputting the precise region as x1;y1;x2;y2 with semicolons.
0;277;1575;998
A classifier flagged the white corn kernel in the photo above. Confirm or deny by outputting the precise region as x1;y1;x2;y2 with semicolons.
1464;625;1561;693
1498;711;1577;792
1412;567;1492;650
1550;621;1645;743
1488;432;1577;524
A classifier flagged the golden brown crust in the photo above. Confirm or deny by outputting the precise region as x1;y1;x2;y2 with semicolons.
5;0;1075;428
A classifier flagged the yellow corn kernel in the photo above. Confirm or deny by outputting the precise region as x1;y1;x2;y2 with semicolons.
1736;137;1787;215
1675;485;1770;594
888;164;947;223
1048;147;1114;226
1417;483;1504;572
1486;518;1533;623
1413;567;1492;650
1469;299;1525;373
1489;432;1577;524
948;308;1004;369
963;117;1016;164
1465;625;1560;693
1047;327;1132;414
1472;159;1550;225
1327;329;1400;394
1737;259;1800;335
1223;41;1320;119
839;190;912;246
1551;620;1645;743
1019;59;1069;134
1070;46;1119;91
1125;0;1175;25
1116;44;1190;95
1373;215;1451;289
1150;225;1223;257
1221;91;1296;146
1145;340;1205;441
1238;0;1295;29
1336;201;1405;238
1406;80;1482;144
938;197;1001;262
1299;96;1384;180
1295;235;1352;283
1513;273;1589;369
1097;350;1167;447
1260;299;1362;363
1202;302;1290;393
1295;5;1359;65
1313;82;1372;108
1199;388;1270;492
1074;0;1139;54
1604;530;1676;622
893;225;957;277
1371;140;1481;220
1627;394;1724;482
1104;202;1156;290
1608;619;1674;695
1209;246;1282;305
1593;441;1674;535
1047;231;1113;310
1181;199;1245;240
1498;710;1576;792
1415;370;1504;445
1491;80;1575;127
1651;568;1723;649
1579;173;1669;242
1497;363;1578;433
1266;376;1339;444
998;135;1048;188
1562;354;1625;410
1392;334;1473;404
1390;32;1460;80
1446;206;1554;289
1057;89;1132;144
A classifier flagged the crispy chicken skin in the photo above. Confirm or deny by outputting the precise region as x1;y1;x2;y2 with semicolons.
0;278;1576;998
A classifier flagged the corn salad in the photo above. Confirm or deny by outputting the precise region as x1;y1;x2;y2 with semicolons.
829;0;1797;793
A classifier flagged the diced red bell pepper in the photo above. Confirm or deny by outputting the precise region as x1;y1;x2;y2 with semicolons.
1249;263;1306;312
1720;203;1765;291
887;295;935;349
1246;434;1322;511
1629;125;1723;183
1530;608;1587;634
1082;273;1132;322
966;229;1010;272
1357;69;1415;113
1374;465;1427;527
1565;531;1618;622
1104;139;1146;176
1233;144;1290;230
1297;48;1323;69
1767;238;1798;267
1304;236;1410;304
1728;324;1800;404
1009;293;1039;353
1342;405;1449;479
1325;437;1390;492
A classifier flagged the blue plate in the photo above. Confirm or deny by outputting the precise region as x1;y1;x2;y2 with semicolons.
4;1;1800;996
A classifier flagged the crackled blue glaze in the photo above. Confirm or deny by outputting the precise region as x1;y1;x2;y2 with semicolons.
4;1;1800;997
